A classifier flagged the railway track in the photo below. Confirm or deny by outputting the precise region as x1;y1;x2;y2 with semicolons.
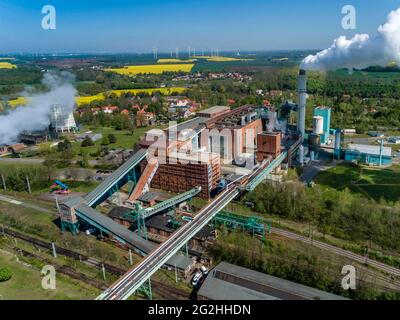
271;227;400;279
1;227;189;300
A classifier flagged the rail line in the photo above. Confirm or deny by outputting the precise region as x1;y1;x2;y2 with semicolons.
271;227;400;278
0;227;189;300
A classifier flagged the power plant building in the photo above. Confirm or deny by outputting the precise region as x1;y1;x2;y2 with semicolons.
345;144;392;166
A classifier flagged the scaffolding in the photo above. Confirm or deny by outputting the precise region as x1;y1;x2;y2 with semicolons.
60;220;80;235
123;202;148;239
135;278;152;300
212;211;270;240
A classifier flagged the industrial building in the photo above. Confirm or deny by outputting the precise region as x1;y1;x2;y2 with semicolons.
256;131;281;162
197;262;347;300
136;105;272;198
50;104;78;133
141;151;221;199
19;130;48;145
345;143;392;166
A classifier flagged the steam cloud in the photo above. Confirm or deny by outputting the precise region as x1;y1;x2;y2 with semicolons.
301;8;400;71
0;72;76;145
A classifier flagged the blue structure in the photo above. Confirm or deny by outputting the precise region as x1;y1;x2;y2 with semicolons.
313;107;331;144
345;143;392;166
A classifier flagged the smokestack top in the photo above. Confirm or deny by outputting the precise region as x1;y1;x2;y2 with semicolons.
299;69;306;75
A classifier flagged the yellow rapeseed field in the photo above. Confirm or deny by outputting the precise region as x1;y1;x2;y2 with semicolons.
157;58;195;63
76;87;187;106
0;62;17;69
8;96;27;107
104;64;194;75
195;56;254;62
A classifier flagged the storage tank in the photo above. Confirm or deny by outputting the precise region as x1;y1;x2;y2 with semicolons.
333;129;342;159
313;116;324;135
298;145;304;165
308;133;321;146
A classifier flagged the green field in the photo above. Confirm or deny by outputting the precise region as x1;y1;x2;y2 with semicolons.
0;251;98;300
315;163;400;202
72;125;157;159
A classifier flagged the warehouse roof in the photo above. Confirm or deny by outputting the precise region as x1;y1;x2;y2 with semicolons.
198;262;347;300
347;144;392;157
147;214;213;240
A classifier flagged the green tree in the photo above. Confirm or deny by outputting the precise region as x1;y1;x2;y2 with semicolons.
0;267;12;282
108;133;117;144
101;135;110;146
81;136;94;147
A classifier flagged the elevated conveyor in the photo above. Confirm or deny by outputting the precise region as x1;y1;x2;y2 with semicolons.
141;186;201;219
74;201;192;270
85;149;148;207
245;151;288;191
126;157;159;204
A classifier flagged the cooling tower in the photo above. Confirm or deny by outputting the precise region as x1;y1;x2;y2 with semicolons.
50;104;77;133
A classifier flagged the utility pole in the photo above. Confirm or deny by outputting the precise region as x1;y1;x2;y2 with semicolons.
25;175;31;194
55;196;60;212
1;173;6;191
102;263;106;281
129;249;133;265
51;242;57;258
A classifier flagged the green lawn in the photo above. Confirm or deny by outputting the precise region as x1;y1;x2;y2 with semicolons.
0;251;99;300
72;125;159;159
315;163;400;202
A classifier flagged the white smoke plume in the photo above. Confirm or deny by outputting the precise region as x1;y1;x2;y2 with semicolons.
301;8;400;71
0;71;76;145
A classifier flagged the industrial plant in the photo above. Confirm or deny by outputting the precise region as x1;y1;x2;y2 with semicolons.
1;0;400;307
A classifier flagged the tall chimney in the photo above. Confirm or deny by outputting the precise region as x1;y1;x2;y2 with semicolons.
297;69;307;137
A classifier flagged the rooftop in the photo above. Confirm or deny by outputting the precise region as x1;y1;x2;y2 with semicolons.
347;144;392;157
198;262;347;300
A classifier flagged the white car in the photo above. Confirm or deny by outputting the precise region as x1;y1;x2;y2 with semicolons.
200;266;209;275
191;271;203;286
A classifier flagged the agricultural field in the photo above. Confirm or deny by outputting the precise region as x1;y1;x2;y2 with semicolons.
195;56;255;62
314;163;400;202
104;64;194;75
7;96;28;107
0;251;99;300
157;58;195;63
0;62;16;69
76;87;187;105
4;87;188;107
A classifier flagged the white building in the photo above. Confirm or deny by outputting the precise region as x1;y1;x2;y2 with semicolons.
50;104;77;133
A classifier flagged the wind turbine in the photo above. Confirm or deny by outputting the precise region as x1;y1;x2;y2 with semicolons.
175;48;179;59
152;47;158;60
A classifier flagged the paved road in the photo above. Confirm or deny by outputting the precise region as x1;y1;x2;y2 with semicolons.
0;157;101;166
300;161;338;184
0;194;54;214
300;151;339;184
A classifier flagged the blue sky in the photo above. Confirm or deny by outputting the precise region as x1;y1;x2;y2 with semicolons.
0;0;399;53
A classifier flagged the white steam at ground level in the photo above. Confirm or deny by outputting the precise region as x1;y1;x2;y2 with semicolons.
0;72;76;145
301;8;400;71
